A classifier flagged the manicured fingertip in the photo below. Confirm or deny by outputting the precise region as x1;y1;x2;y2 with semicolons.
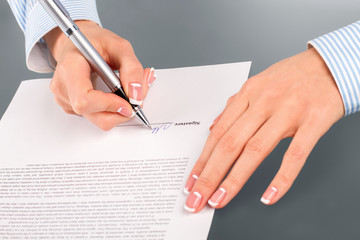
148;68;156;87
184;174;198;195
260;197;270;205
129;83;143;105
184;204;196;213
152;74;157;82
184;191;202;213
260;186;278;205
208;187;226;208
209;113;222;131
117;107;135;118
213;114;221;123
209;122;215;131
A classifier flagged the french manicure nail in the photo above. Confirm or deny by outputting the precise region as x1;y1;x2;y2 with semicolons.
208;187;226;207
184;191;202;213
150;74;157;85
129;83;143;105
184;174;198;194
209;114;221;131
148;68;156;87
261;187;278;205
117;107;135;117
213;114;221;123
209;122;215;131
146;67;154;85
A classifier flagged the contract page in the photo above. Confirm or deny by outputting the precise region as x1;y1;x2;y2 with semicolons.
0;62;251;239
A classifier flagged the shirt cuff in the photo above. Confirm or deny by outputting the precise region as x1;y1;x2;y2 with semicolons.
308;21;360;116
25;0;101;73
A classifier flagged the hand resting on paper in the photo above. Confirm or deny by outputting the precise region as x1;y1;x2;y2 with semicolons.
184;48;344;213
44;20;156;130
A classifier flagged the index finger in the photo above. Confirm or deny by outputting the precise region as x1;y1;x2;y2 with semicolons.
61;54;134;115
183;94;250;194
102;37;147;104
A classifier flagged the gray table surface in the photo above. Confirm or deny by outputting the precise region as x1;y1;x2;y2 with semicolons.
1;1;360;239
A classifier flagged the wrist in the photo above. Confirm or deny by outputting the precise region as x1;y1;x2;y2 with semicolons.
305;47;344;117
305;48;333;79
43;20;98;61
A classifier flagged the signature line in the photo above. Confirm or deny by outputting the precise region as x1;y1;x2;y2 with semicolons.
116;122;174;128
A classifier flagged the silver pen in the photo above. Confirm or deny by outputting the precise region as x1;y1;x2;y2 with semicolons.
39;0;152;129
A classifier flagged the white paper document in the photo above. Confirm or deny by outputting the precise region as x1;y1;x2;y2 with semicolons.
0;62;251;239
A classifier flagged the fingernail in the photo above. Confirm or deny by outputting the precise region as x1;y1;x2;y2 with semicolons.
261;186;278;205
184;191;202;213
129;83;143;105
213;114;221;123
184;174;198;194
148;68;156;87
149;74;157;86
117;107;135;117
209;114;221;131
208;187;226;207
209;122;215;131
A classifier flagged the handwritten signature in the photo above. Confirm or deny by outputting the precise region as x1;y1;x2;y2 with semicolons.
151;121;201;134
151;123;173;134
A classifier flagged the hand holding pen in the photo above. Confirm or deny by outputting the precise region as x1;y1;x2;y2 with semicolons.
40;0;155;130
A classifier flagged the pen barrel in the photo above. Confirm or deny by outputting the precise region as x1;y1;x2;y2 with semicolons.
39;0;72;33
39;0;127;98
68;30;126;96
39;0;151;128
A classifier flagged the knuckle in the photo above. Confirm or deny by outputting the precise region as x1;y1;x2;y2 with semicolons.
225;174;242;188
285;145;306;163
115;38;134;53
226;94;236;105
97;121;114;132
287;93;304;108
209;125;227;142
247;106;268;120
265;85;282;99
282;110;301;125
240;81;250;93
104;101;118;112
244;137;265;154
49;79;58;93
63;109;75;115
307;110;325;126
196;176;215;191
72;98;89;115
242;77;255;90
277;173;293;186
125;63;143;76
96;46;108;61
216;133;238;153
120;38;132;49
241;75;261;93
94;113;118;131
196;157;208;170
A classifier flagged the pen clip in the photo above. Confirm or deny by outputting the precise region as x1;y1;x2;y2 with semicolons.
51;0;70;18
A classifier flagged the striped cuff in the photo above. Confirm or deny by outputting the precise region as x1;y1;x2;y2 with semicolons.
308;21;360;116
25;0;101;73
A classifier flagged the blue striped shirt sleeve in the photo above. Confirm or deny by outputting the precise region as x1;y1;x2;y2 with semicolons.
308;21;360;116
7;0;101;73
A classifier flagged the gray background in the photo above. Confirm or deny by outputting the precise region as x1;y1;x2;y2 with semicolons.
1;0;360;239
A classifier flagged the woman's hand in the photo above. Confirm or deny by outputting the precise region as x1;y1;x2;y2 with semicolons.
44;20;156;131
184;48;344;213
